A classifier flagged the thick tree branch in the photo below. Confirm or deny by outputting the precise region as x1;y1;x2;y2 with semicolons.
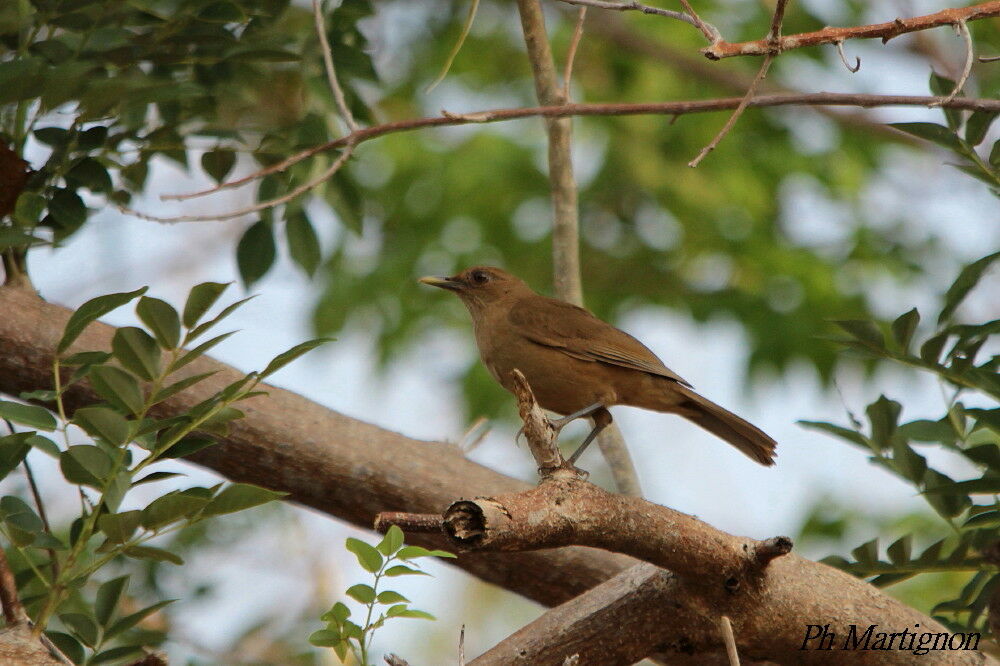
703;1;1000;60
381;373;993;665
0;286;631;609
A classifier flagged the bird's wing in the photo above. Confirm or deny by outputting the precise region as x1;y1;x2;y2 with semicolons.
508;296;692;387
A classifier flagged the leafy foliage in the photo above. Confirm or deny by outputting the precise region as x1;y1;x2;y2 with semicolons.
0;281;327;661
803;244;1000;633
310;525;454;665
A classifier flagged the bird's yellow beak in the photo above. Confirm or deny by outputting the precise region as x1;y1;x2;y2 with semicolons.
419;275;463;291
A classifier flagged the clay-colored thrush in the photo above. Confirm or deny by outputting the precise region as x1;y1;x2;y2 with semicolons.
420;266;777;466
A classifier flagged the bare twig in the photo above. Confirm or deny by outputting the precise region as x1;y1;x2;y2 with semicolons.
836;40;862;72
674;0;718;44
930;20;973;106
427;0;480;93
459;625;466;666
703;1;1000;59
156;93;1000;209
561;7;587;101
374;512;442;534
688;54;774;167
312;0;358;133
980;54;1000;62
551;0;718;41
689;0;788;166
719;615;740;666
125;143;354;223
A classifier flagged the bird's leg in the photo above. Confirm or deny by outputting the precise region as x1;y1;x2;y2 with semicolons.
567;407;613;464
514;402;605;447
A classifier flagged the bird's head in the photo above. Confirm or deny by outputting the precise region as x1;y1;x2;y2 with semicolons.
419;266;528;312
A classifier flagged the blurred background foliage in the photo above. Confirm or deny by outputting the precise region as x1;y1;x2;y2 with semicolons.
3;0;1000;661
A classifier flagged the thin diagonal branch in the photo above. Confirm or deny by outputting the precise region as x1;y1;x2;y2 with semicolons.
703;1;1000;60
931;20;974;106
561;7;587;101
551;0;712;38
312;0;357;133
123;143;354;223
689;0;790;167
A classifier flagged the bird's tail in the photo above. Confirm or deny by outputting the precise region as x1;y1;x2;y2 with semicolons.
673;385;777;466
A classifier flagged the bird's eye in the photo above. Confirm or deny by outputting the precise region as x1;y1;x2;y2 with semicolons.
471;270;489;284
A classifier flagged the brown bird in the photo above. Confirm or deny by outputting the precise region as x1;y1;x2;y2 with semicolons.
420;266;777;466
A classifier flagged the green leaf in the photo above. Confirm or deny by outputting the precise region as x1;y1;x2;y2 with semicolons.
182;281;230;328
63;351;111;366
13;191;46;226
59;287;148;353
89;365;144;415
923;469;970;518
173;332;237;371
186;297;254;342
385;604;435;620
939;251;1000;324
44;632;85;665
122;545;184;565
889;122;964;152
95;575;129;626
34;126;70;148
890;308;919;352
259;338;331;379
137;297;181;349
1;496;43;535
199;1;246;22
201;149;236;183
48;187;87;232
159;435;216;459
866;396;901;452
98;510;141;544
851;538;878;564
891;438;926;483
376;590;409;604
833;320;884;351
26;434;60;458
0;433;33;480
140;492;210;530
286;211;321;276
112;326;161;380
377;524;404;556
321;601;351;624
886;535;911;564
72;406;131;446
991;139;1000;168
384;564;429;577
395;545;456;560
200;483;286;517
345;537;383;573
345;583;376;604
60;612;99;647
151;371;218;404
309;628;341;647
104;599;175;639
132;471;184;486
90;645;146;664
66;157;112;193
965;111;997;146
0;401;56;431
59;445;113;488
236;220;276;288
920;333;949;365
